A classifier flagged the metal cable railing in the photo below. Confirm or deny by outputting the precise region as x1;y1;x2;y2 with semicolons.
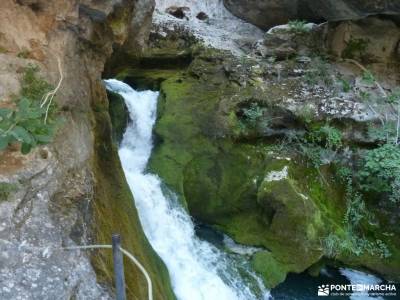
0;234;153;300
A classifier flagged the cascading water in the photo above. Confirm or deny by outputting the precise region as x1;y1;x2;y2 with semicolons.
104;79;270;300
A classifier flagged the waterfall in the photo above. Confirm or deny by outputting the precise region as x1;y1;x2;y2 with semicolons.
104;79;270;300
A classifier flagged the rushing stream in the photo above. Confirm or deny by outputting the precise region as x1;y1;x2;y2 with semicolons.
104;79;270;300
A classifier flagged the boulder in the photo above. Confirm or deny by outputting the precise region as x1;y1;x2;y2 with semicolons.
140;46;400;286
256;23;322;59
223;0;400;30
196;12;209;21
327;17;400;63
307;0;400;22
223;0;299;30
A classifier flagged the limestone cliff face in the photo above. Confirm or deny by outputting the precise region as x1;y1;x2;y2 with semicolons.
0;1;174;299
223;0;400;29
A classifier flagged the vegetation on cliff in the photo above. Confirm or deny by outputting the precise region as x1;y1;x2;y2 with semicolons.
110;26;400;288
0;65;61;154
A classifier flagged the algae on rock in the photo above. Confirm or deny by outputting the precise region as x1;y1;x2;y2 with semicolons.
142;47;400;287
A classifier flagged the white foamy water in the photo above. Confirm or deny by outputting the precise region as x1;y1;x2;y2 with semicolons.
340;268;384;300
104;79;270;300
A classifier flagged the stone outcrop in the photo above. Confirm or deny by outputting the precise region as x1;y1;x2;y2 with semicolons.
326;17;400;64
0;0;175;299
111;18;400;288
223;0;400;30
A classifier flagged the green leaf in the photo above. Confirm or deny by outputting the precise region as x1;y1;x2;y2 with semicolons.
0;108;12;119
17;97;31;111
34;134;53;144
10;126;34;144
21;142;32;154
0;135;10;150
362;71;375;85
26;107;43;119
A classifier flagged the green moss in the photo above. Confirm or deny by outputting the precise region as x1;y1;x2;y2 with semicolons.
149;73;220;205
107;90;128;145
114;68;183;91
292;165;346;230
183;143;266;222
251;251;289;288
342;37;369;59
135;46;400;287
17;50;31;59
0;182;17;201
147;54;328;285
107;6;131;43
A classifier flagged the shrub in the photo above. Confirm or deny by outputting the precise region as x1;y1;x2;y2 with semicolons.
339;78;352;93
344;191;365;227
361;70;375;85
341;170;374;230
288;20;309;34
299;144;324;167
367;122;397;144
389;177;400;203
323;231;391;259
342;38;369;59
0;65;60;154
296;105;315;124
359;144;400;195
323;233;341;257
17;50;31;59
308;125;342;150
322;163;391;259
21;64;52;99
240;102;266;129
304;57;333;86
387;88;400;104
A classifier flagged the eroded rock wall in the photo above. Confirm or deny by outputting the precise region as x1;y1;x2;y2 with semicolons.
0;1;174;299
223;0;400;29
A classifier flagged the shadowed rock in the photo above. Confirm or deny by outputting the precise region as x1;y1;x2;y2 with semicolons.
223;0;400;29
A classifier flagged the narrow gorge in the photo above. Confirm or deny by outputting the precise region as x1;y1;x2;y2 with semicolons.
0;0;399;299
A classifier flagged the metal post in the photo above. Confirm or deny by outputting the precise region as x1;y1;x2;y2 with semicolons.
112;234;126;300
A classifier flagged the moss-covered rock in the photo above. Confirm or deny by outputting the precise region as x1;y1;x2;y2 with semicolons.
131;47;399;287
251;251;289;288
107;90;128;145
142;54;326;286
